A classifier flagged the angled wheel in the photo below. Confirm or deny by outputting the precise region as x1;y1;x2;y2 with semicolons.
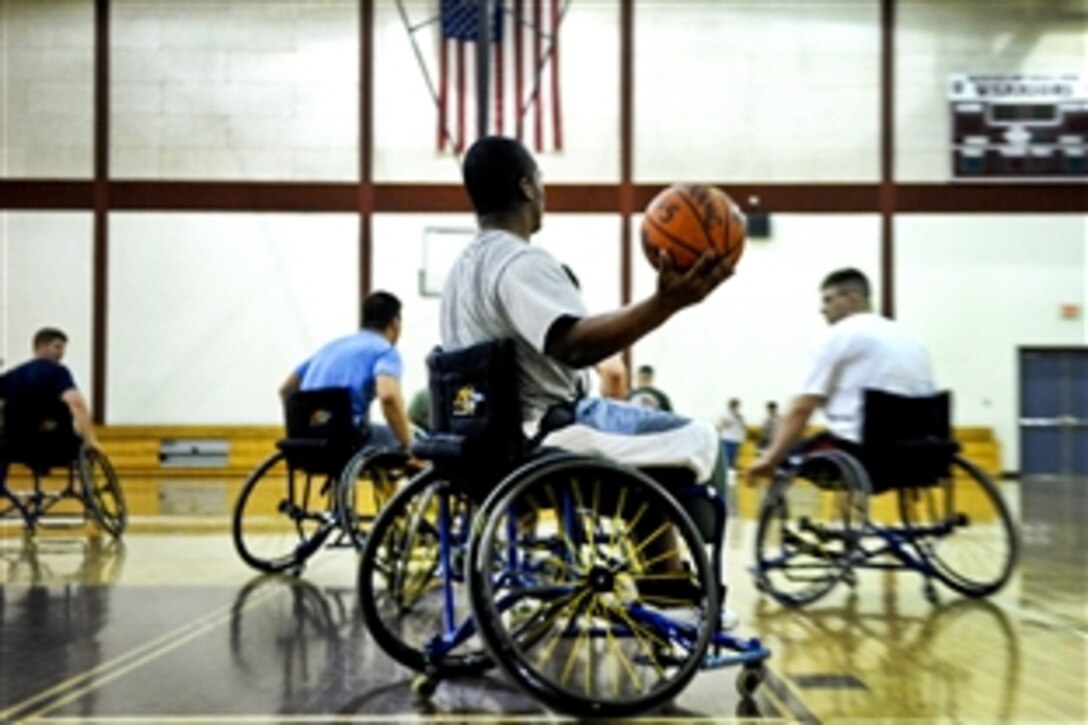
80;447;126;538
899;456;1018;597
357;470;490;676
467;457;717;717
232;451;337;573
337;448;409;550
753;453;868;607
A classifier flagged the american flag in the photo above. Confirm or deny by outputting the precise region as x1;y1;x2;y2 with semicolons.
437;0;564;154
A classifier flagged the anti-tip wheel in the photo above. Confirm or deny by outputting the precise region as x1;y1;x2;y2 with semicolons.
411;674;438;700
737;664;765;697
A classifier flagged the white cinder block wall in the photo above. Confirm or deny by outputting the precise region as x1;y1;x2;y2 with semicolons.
111;0;359;181
1;0;1085;473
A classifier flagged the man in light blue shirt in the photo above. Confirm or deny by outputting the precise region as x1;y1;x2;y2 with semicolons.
279;291;414;451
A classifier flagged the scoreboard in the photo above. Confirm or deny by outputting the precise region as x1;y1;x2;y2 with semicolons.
948;73;1087;180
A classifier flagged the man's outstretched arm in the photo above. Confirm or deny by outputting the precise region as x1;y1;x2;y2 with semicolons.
745;394;822;484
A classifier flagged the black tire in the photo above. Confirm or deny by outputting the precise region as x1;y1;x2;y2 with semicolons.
357;470;491;677
80;447;127;538
736;663;764;697
337;449;409;550
467;457;717;717
899;456;1018;597
753;454;868;607
232;451;337;573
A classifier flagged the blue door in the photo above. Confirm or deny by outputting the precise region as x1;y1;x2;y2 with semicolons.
1019;348;1088;476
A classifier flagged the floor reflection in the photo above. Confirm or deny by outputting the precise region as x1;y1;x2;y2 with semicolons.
0;533;126;586
753;589;1021;721
225;572;771;719
0;544;118;718
226;573;547;716
1019;475;1088;629
2;498;1083;721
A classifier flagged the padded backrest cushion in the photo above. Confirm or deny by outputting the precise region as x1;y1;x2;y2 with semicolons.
861;389;958;490
0;393;79;468
281;388;361;473
425;339;524;473
863;389;951;444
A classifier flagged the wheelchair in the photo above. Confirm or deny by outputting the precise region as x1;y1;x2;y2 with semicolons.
0;398;126;538
232;388;413;574
356;340;770;717
751;389;1019;607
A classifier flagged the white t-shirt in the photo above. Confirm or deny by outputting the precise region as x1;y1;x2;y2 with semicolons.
718;411;745;443
800;312;935;443
440;228;588;421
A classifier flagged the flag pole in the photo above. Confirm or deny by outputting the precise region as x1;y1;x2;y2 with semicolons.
476;0;492;141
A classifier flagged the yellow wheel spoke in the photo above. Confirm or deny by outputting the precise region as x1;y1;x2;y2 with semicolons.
607;603;669;680
532;588;592;666
544;484;583;572
609;487;630;552
603;610;644;695
560;596;595;687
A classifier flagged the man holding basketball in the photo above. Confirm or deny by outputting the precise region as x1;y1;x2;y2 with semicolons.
442;135;737;615
746;268;935;483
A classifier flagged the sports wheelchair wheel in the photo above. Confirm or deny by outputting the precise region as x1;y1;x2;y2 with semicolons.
357;469;490;677
337;448;409;550
467;456;718;717
80;448;127;538
753;451;869;607
232;451;336;573
899;455;1018;597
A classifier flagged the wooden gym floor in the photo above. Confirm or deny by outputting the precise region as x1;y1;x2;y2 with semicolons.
1;474;1085;723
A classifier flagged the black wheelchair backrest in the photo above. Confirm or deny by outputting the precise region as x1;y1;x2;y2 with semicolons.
284;388;356;441
862;389;951;445
861;389;959;490
414;339;525;487
0;388;80;467
280;388;361;473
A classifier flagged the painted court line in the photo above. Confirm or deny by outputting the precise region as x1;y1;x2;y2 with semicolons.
2;585;278;722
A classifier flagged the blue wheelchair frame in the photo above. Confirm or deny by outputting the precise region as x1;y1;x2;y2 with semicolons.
405;461;769;688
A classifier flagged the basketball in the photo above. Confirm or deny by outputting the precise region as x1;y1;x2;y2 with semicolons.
640;184;746;270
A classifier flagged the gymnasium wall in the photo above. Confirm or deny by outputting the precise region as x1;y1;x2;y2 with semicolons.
0;0;94;177
2;0;1086;473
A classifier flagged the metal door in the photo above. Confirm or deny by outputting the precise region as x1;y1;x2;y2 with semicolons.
1019;347;1088;476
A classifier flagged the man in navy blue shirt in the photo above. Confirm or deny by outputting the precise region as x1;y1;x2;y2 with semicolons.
1;328;101;487
279;291;414;452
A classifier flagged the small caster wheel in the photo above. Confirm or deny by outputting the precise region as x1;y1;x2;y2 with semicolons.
923;582;939;605
412;674;438;700
736;664;764;697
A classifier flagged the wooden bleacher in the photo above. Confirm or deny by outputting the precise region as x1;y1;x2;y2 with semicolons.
2;424;1002;522
95;425;284;477
1;426;285;521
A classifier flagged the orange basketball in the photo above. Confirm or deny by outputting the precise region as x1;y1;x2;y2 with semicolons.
640;184;746;271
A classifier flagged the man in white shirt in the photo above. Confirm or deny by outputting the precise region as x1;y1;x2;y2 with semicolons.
746;267;935;483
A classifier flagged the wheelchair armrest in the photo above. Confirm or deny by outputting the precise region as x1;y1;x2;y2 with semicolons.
411;433;465;463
